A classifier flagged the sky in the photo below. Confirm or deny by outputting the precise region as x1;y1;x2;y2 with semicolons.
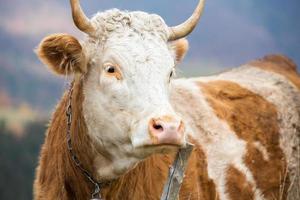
0;0;299;76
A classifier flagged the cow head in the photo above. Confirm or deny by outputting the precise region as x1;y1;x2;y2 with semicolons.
37;0;205;179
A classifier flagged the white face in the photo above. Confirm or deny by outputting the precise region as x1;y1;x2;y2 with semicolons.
81;10;187;179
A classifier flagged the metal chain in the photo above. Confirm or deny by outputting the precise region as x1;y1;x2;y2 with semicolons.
66;83;102;200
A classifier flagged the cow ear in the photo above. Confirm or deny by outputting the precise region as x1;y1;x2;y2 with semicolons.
170;38;189;63
36;34;87;76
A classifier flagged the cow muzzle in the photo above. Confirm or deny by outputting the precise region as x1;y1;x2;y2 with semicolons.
148;115;185;146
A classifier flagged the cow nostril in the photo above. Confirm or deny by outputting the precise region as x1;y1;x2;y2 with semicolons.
153;124;163;131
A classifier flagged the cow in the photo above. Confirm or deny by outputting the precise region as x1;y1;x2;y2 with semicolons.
33;0;300;199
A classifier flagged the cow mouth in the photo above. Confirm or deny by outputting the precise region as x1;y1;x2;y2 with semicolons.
136;136;186;149
144;143;184;148
138;142;186;155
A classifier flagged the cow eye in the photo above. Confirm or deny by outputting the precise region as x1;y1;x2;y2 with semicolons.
104;64;122;80
106;65;116;73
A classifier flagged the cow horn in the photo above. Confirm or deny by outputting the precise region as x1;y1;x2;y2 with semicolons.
70;0;95;34
168;0;206;41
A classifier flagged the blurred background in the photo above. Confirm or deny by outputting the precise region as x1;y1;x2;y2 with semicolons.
0;0;299;199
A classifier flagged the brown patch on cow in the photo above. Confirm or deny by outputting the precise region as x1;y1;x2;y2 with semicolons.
171;87;221;200
249;54;300;89
226;165;254;200
100;136;220;200
179;136;220;200
37;33;87;76
199;80;290;200
101;153;173;200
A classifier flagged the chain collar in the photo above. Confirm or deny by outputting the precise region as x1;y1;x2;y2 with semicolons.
66;83;104;200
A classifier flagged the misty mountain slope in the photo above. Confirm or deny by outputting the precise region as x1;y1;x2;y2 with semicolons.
0;29;64;110
0;0;299;110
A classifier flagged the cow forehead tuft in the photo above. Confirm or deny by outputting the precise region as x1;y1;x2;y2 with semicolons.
90;9;170;41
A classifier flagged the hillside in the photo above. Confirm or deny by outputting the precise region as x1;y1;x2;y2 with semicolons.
0;0;299;111
0;29;63;110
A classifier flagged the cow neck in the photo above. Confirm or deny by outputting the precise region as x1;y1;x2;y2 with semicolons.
38;78;98;199
66;80;111;200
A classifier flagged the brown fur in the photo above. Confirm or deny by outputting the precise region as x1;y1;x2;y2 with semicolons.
34;79;96;200
172;38;189;63
249;54;300;89
199;80;290;199
37;34;87;76
226;165;254;200
180;137;220;200
172;87;223;200
99;143;218;200
34;78;219;200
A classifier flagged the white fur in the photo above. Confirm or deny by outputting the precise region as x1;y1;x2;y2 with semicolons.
170;80;264;200
192;65;300;199
81;9;181;179
218;66;300;200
